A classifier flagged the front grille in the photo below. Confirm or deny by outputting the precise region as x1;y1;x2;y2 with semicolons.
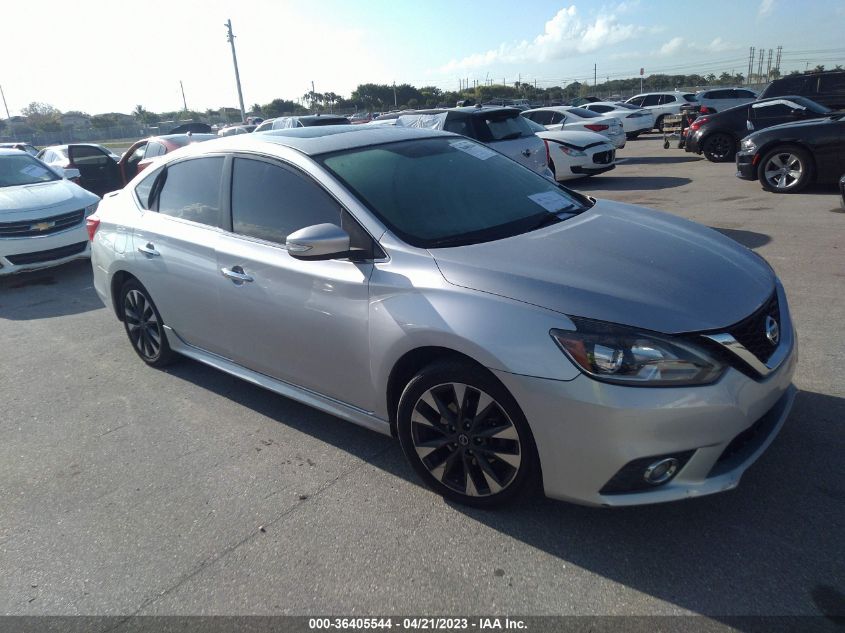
726;292;780;364
593;150;615;165
5;241;88;265
0;209;85;238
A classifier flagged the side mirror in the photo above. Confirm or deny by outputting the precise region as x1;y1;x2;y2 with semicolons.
286;224;351;261
63;167;81;181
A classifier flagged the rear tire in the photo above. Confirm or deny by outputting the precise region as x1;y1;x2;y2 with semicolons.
655;115;666;132
757;145;813;193
396;360;539;508
120;279;175;367
702;133;736;162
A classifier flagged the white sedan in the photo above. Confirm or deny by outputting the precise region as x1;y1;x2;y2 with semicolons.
581;102;655;139
522;119;615;181
523;106;626;149
0;149;99;275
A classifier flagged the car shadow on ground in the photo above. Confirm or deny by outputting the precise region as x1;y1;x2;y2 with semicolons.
166;357;844;626
574;176;692;191
711;227;772;249
0;259;104;320
617;156;702;165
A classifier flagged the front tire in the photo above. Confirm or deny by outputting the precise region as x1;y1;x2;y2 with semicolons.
702;133;736;162
397;360;538;507
626;131;641;140
757;145;813;193
120;279;175;367
655;115;666;132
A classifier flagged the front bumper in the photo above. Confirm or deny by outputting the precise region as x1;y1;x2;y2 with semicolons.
0;226;90;275
735;149;757;180
493;325;797;507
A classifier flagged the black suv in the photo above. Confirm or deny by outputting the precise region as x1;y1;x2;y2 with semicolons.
758;71;845;111
685;96;830;162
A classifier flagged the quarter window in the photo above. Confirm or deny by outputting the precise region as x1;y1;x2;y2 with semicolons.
230;158;341;244
156;157;224;226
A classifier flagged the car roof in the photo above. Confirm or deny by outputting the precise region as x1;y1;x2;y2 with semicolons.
180;124;452;158
0;148;36;156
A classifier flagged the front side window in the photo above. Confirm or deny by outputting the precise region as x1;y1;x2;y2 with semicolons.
476;112;535;141
819;73;845;92
134;168;160;209
69;145;110;166
144;142;165;159
156;157;224;226
0;153;60;187
565;107;601;119
319;138;590;248
627;96;645;106
525;111;553;125
641;95;661;106
231;158;341;244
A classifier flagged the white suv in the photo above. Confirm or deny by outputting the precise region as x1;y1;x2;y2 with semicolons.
625;92;698;130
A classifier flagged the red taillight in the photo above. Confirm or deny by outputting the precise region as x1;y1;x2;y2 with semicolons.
689;116;709;132
699;106;712;114
86;215;100;241
543;139;551;167
585;124;609;132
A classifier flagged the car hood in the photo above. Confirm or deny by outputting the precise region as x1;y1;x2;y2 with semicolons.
0;179;99;216
430;199;775;334
536;130;610;148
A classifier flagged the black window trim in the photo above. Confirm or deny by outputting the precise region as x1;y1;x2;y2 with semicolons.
224;151;385;261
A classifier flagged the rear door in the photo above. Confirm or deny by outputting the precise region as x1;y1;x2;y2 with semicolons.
67;145;122;196
130;156;227;356
215;155;375;410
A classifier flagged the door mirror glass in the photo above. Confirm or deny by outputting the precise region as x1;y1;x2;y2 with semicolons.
286;223;351;260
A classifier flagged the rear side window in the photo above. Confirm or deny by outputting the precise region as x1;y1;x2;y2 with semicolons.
588;105;613;113
658;95;677;104
565;107;600;118
230;158;341;244
134;168;159;209
682;93;697;102
765;75;807;97
144;142;165;159
735;90;756;98
156;157;224;227
819;73;845;93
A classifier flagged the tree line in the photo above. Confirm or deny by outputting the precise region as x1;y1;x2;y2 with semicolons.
3;66;839;136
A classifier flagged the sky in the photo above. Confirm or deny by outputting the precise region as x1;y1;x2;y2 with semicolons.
2;0;845;116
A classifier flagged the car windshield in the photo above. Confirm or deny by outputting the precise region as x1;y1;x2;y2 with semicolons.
565;107;601;118
319;137;590;248
0;153;61;187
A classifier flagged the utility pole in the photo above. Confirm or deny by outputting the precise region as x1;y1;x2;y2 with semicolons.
757;48;764;85
179;80;188;114
393;81;397;108
594;63;597;87
765;49;773;82
0;84;10;121
747;47;755;85
775;45;783;75
225;19;246;123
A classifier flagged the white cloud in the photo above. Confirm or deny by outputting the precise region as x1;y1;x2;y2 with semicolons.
758;0;775;17
655;36;740;57
436;5;644;72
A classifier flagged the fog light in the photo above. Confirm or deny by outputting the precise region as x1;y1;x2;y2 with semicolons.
643;458;680;485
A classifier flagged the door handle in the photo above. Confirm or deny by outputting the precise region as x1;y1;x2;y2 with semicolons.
221;266;254;284
137;243;160;257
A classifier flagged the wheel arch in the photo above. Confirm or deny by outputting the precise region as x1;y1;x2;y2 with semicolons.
385;346;492;436
109;269;139;321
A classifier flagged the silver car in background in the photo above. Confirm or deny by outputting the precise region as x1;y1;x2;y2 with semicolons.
89;125;796;508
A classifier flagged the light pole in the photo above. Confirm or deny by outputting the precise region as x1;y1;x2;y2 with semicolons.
225;19;246;123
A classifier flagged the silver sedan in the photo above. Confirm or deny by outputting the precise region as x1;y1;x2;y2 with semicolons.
88;125;796;507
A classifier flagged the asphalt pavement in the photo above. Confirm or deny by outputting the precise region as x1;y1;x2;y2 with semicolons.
1;134;842;627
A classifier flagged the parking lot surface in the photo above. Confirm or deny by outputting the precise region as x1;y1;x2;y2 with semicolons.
1;134;843;624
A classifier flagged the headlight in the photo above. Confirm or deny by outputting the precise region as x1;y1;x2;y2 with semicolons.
557;144;586;157
85;202;99;216
740;138;757;151
550;318;725;386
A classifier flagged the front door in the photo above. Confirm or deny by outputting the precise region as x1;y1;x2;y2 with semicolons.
67;145;123;196
215;156;374;411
